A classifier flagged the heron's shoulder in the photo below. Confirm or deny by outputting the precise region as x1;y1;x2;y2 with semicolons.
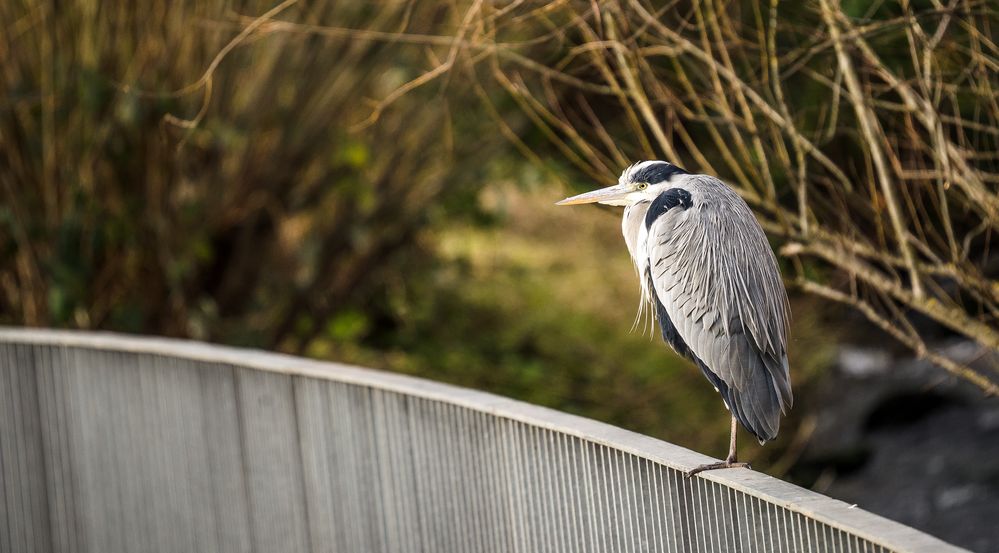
676;173;737;196
673;174;752;214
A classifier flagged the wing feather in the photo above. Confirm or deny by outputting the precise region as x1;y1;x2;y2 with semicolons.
647;176;792;442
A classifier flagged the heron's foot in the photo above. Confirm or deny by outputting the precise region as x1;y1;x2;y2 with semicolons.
684;460;751;478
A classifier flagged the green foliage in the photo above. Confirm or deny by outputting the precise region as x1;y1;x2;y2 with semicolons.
0;0;500;349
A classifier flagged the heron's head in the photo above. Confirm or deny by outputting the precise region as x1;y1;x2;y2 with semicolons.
556;161;689;207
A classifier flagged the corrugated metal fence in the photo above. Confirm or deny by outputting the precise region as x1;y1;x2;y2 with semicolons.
0;329;967;553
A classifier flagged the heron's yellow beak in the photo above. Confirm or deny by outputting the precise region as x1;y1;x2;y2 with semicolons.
555;184;630;206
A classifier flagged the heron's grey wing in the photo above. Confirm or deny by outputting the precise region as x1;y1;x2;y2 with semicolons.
647;179;791;442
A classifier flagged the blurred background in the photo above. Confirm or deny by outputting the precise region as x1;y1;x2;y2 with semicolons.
2;0;999;550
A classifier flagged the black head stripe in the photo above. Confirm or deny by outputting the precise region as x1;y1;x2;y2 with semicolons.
631;162;689;184
644;188;693;229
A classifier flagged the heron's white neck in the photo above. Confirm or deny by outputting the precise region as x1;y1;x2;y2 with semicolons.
622;201;657;334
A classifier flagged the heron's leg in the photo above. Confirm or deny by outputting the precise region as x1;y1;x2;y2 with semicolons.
726;415;739;463
685;416;751;478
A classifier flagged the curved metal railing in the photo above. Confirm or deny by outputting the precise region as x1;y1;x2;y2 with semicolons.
0;329;966;552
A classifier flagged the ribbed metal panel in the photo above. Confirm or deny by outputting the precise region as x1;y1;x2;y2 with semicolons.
0;329;968;553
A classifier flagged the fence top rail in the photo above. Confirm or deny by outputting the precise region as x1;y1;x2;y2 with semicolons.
0;327;966;553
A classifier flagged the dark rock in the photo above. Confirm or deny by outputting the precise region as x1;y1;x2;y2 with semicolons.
796;340;999;552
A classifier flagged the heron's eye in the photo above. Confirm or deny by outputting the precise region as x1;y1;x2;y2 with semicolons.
636;182;649;190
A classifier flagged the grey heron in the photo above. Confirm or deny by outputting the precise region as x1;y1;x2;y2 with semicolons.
557;161;792;476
